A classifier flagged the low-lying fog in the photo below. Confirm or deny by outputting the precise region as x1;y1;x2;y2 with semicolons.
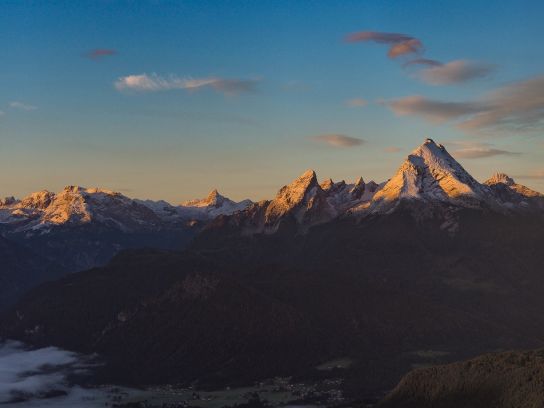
0;340;142;406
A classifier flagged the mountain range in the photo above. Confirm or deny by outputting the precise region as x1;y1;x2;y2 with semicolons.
2;138;544;402
0;186;252;308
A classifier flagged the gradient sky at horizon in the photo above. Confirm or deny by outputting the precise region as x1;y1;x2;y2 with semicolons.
1;0;543;203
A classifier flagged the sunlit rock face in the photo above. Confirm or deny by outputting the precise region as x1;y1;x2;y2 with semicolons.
0;186;161;233
264;169;334;230
0;186;253;234
368;138;497;212
484;173;544;211
196;138;544;245
200;169;381;237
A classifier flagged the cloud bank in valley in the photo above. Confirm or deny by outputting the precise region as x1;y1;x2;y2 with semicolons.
0;341;145;406
0;341;82;403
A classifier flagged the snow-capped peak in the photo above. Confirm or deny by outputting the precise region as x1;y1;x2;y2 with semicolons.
265;170;319;217
182;189;228;208
19;190;55;209
180;189;253;218
262;169;337;229
369;138;492;210
485;172;515;186
0;186;166;233
484;173;544;202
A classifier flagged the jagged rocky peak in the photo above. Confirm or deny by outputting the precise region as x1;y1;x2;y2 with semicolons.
484;172;543;201
264;169;335;227
268;169;319;211
365;180;379;192
181;189;228;208
205;189;225;207
321;178;348;196
63;185;83;193
0;196;18;206
59;185;118;197
371;138;490;208
320;178;335;191
485;172;515;186
20;190;55;209
349;177;366;198
180;189;253;218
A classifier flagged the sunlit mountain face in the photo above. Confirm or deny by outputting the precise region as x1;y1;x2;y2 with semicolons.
2;1;544;407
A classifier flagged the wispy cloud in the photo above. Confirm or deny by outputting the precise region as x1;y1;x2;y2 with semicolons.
114;73;259;95
388;39;423;58
345;98;368;107
345;31;423;58
444;141;519;159
346;31;496;86
86;48;117;59
418;60;495;85
310;134;365;147
458;75;544;132
387;95;483;123
0;111;4;116
386;75;544;133
384;146;402;153
454;147;519;159
9;101;37;111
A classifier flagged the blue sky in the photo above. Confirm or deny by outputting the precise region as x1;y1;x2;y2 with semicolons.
1;0;543;202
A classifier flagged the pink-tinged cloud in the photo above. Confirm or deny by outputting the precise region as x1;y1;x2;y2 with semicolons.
453;147;519;159
310;134;365;147
345;31;423;58
419;60;495;85
386;75;544;133
387;95;484;123
445;141;519;159
114;73;259;95
345;31;414;44
87;49;117;59
403;58;443;68
458;75;544;132
387;39;423;58
384;146;402;153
